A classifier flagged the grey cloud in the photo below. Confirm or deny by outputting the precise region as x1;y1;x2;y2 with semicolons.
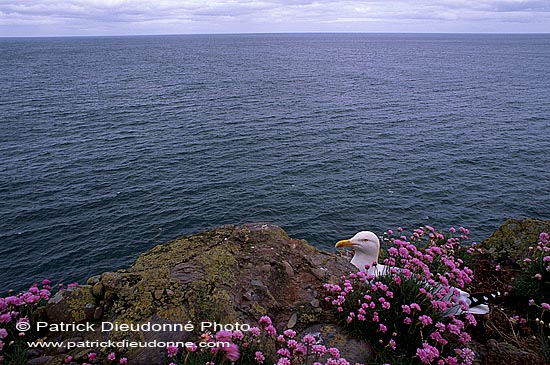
489;0;550;12
1;0;549;36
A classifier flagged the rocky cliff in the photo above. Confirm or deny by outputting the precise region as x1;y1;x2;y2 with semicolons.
42;223;369;364
33;218;550;365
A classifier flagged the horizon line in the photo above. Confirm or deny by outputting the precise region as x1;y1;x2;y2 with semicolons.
1;30;549;39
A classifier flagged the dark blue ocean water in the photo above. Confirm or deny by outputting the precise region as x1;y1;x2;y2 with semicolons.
1;34;549;292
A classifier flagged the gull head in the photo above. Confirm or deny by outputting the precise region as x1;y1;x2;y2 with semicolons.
335;231;380;260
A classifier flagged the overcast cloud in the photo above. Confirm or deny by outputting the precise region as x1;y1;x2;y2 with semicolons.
1;0;549;37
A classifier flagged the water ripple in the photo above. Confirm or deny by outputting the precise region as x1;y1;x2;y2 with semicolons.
1;34;549;291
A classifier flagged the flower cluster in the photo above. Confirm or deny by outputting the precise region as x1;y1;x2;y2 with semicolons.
166;315;362;365
324;226;479;365
515;232;550;304
1;280;53;364
509;232;550;359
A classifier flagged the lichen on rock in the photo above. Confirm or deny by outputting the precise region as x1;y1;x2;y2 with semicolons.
44;223;358;364
481;218;550;264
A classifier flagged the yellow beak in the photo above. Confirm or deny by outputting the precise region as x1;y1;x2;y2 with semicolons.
335;239;354;248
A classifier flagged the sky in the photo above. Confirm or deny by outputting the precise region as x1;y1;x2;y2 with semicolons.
0;0;549;37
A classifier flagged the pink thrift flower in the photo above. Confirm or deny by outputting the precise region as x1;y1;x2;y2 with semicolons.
167;345;178;357
283;329;296;338
265;325;277;336
119;359;128;364
64;356;73;363
328;347;340;358
232;330;244;340
419;315;433;326
455;348;475;364
87;353;97;361
465;313;477;326
250;327;261;336
312;344;327;355
446;356;459;365
379;324;387;333
185;342;197;352
459;332;472;344
216;330;233;342
0;329;6;339
286;339;298;349
277;358;291;365
224;343;240;361
107;352;116;361
303;334;316;345
416;343;440;364
430;331;448;345
259;315;272;326
277;348;291;357
293;343;307;356
255;351;265;363
447;323;462;336
542;303;550;310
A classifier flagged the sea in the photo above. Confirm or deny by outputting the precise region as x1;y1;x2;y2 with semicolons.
1;33;549;292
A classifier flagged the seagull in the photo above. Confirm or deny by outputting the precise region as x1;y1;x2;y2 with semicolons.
335;231;491;315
